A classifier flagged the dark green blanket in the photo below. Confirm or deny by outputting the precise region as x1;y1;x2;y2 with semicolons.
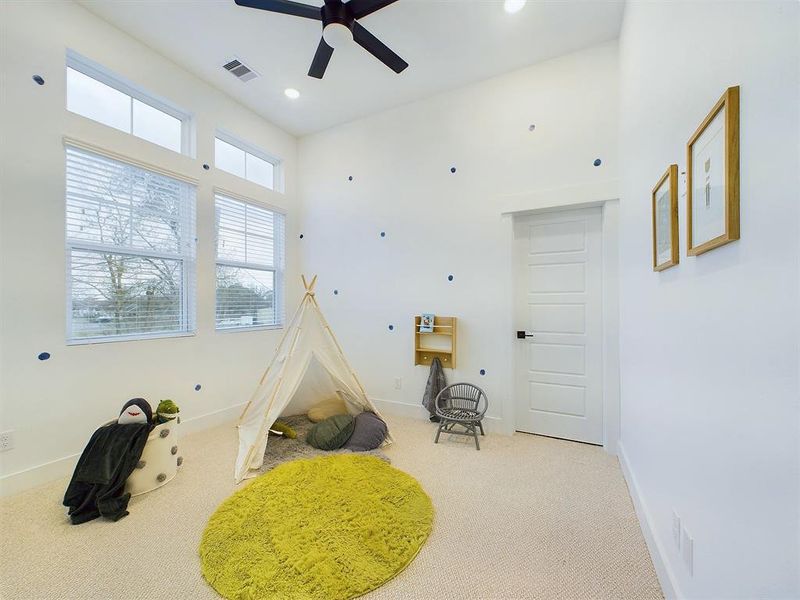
63;423;151;525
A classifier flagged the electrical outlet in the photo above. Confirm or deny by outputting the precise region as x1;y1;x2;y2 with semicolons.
394;377;402;390
672;511;681;548
682;528;694;576
0;430;14;452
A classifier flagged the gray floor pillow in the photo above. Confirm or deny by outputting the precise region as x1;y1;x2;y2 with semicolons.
306;414;355;450
343;412;388;451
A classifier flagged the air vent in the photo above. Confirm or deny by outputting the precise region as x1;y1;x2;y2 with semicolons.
222;57;259;83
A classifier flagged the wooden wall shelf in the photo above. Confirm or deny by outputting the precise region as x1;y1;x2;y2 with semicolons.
414;315;457;368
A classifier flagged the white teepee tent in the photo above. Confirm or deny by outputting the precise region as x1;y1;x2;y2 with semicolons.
235;275;391;482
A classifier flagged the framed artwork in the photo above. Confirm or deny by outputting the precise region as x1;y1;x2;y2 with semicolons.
686;85;740;256
652;164;679;271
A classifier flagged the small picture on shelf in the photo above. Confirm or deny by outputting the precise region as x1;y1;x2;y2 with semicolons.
419;313;435;333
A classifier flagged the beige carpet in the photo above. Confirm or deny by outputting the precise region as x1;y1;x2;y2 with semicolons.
0;415;662;600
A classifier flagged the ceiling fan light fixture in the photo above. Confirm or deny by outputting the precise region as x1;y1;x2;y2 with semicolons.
504;0;527;14
234;0;408;79
322;23;353;49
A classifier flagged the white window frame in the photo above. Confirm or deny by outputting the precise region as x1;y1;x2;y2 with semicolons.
214;192;285;332
215;130;283;193
66;49;195;157
65;145;197;345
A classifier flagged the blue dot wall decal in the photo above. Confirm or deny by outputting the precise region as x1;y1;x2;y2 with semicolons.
299;234;304;239
194;384;202;391
447;274;454;282
32;75;45;85
333;289;339;295
593;158;602;167
450;167;456;174
480;369;486;376
528;124;536;131
38;352;50;361
388;324;394;331
348;175;353;181
203;164;210;170
380;231;386;238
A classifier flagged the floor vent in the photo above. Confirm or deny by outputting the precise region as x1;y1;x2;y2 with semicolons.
222;58;258;82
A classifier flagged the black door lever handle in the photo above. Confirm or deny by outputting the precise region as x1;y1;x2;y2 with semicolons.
516;330;534;339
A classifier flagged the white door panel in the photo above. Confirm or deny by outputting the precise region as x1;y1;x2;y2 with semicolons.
528;382;586;417
528;263;586;292
530;304;586;333
529;220;586;254
514;208;603;444
528;343;585;375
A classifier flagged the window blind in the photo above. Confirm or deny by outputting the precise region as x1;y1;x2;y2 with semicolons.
215;194;285;330
66;145;196;342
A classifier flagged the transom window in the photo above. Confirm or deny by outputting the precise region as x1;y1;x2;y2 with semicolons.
215;194;285;330
66;50;192;155
66;145;197;343
214;133;281;191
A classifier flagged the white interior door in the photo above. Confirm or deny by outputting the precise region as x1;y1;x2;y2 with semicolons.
513;207;603;444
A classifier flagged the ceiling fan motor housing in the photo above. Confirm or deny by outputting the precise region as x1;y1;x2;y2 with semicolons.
322;1;354;49
234;0;408;78
321;0;352;29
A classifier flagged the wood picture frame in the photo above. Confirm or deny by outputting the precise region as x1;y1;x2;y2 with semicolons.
686;85;740;256
652;164;679;271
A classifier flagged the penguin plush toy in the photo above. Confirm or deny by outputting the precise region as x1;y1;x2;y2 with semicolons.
118;398;153;425
64;398;154;524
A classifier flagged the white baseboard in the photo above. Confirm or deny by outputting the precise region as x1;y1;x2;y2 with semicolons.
617;441;681;600
370;397;505;433
370;397;430;420
0;452;81;499
0;402;246;498
180;401;246;435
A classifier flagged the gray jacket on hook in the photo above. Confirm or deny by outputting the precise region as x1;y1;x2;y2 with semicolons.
422;357;448;417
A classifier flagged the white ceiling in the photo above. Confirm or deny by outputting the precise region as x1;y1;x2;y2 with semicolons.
79;0;624;136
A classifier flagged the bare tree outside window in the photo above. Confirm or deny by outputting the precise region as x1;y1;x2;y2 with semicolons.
214;194;283;330
66;147;195;341
215;266;275;328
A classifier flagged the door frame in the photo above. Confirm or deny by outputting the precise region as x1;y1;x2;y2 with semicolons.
503;198;620;454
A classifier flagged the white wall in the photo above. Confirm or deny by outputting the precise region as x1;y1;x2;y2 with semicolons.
617;1;800;598
298;42;619;429
0;1;299;493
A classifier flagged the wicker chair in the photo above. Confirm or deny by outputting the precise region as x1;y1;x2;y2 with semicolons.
434;383;488;450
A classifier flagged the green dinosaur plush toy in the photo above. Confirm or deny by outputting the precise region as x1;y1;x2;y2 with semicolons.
269;420;297;439
156;399;180;424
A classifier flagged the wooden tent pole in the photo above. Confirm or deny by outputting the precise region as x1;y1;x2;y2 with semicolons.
238;275;312;423
239;321;304;479
309;293;369;399
308;293;393;442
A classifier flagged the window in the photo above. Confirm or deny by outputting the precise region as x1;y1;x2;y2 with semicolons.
66;145;196;343
214;134;280;191
66;51;191;155
215;194;285;330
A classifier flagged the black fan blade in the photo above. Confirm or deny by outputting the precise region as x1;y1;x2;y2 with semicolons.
308;38;334;79
351;21;408;73
347;0;399;20
234;0;322;20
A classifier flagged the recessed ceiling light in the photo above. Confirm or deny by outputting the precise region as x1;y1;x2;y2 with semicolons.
504;0;527;14
284;88;300;99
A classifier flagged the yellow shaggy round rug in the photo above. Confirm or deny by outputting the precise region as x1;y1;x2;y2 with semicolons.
200;454;434;600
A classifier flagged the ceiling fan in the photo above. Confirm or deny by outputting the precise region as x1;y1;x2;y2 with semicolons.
234;0;409;79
